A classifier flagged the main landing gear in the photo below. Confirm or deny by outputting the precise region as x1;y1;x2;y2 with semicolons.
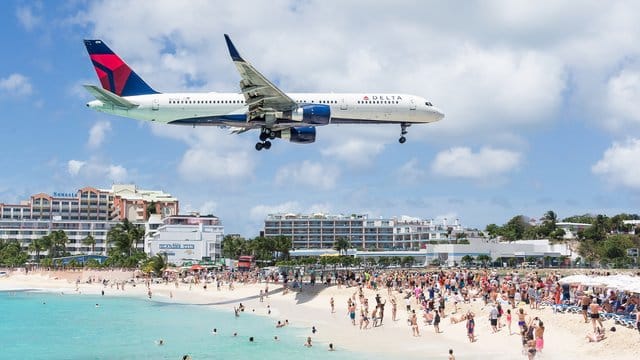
399;123;410;144
255;127;276;151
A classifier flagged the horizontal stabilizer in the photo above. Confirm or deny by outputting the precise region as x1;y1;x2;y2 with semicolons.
83;84;138;109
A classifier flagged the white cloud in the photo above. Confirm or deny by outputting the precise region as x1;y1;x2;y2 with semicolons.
249;201;300;221
431;146;521;179
605;68;640;131
274;160;339;190
66;158;129;183
16;6;40;31
0;73;33;96
397;158;426;185
178;147;254;181
592;138;640;189
87;121;112;148
149;124;257;182
320;130;386;167
67;160;85;176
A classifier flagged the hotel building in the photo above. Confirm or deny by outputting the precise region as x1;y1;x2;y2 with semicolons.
263;213;466;250
145;214;224;265
0;185;179;256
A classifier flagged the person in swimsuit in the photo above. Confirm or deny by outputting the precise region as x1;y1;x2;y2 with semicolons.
518;308;527;330
589;298;603;333
466;311;475;342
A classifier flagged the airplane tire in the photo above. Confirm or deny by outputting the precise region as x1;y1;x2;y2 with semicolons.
399;136;406;144
255;142;263;151
263;141;272;150
269;132;276;140
259;133;268;141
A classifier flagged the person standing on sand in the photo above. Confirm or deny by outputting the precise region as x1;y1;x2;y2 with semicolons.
589;298;603;333
410;310;420;337
330;297;335;313
534;320;544;353
506;309;513;335
466;311;475;342
517;308;527;330
580;293;591;323
433;309;441;333
348;304;356;326
391;297;397;321
448;349;455;360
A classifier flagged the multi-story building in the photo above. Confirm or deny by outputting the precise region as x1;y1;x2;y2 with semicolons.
145;214;224;265
264;213;466;250
0;184;179;257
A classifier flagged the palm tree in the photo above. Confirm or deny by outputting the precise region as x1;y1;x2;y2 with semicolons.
28;238;45;263
273;236;292;260
50;230;69;258
39;235;53;258
82;234;96;254
107;219;144;257
333;237;350;255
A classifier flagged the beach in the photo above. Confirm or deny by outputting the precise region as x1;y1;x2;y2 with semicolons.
1;268;638;360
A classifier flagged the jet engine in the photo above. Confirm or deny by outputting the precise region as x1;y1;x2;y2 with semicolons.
287;104;331;125
277;126;316;144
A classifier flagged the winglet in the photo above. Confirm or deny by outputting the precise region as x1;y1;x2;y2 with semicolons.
224;34;243;62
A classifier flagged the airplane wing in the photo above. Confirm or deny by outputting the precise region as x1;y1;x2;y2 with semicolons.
224;34;297;123
83;84;139;109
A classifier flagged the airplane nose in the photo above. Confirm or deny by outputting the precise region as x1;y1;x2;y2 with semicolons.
432;107;445;121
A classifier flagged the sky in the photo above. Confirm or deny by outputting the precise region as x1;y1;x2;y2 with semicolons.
1;0;640;237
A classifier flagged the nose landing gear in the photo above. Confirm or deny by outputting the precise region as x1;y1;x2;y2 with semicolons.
399;123;410;144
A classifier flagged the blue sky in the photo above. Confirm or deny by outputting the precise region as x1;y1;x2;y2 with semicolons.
1;1;640;236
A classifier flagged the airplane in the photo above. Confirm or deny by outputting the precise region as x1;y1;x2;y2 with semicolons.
83;35;444;151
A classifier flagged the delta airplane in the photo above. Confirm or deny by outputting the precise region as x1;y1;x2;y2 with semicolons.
84;35;444;151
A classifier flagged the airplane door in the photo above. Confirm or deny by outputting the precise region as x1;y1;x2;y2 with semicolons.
409;99;416;110
340;98;348;110
152;98;159;111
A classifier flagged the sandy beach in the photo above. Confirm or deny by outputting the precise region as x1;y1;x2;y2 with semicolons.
1;268;638;360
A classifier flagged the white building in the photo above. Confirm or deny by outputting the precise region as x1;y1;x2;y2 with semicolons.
556;222;591;239
290;238;574;267
145;214;224;265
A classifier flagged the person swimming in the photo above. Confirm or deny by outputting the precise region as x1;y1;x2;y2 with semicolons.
156;339;164;346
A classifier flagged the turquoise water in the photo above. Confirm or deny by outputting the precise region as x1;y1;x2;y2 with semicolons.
0;291;374;360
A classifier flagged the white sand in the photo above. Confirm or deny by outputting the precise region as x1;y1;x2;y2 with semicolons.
1;269;637;359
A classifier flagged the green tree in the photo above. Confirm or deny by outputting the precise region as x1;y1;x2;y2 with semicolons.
221;235;248;259
378;256;391;268
28;237;46;263
502;216;528;241
146;201;157;218
0;240;29;266
82;234;96;254
273;236;292;261
477;254;492;267
461;254;474;266
333;237;351;255
401;256;415;267
107;219;144;257
485;224;501;239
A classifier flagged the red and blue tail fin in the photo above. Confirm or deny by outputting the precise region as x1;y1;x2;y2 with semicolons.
84;39;159;96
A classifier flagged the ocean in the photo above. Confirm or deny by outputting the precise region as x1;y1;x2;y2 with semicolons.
0;291;375;360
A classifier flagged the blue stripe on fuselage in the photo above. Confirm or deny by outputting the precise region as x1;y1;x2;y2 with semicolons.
168;114;247;125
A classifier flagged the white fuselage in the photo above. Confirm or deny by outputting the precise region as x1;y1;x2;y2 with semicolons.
87;92;444;127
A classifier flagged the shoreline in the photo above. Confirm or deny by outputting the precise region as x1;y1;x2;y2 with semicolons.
1;270;639;359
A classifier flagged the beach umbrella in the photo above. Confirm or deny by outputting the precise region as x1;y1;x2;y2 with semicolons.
190;264;205;271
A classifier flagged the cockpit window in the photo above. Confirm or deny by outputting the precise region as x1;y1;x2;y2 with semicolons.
425;102;433;106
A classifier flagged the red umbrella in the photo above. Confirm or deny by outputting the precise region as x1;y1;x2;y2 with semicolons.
190;264;205;271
